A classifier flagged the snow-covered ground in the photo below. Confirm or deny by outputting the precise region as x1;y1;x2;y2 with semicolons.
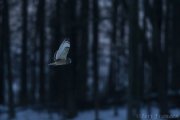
0;106;179;120
1;108;125;120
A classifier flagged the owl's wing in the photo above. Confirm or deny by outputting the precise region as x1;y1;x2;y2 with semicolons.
55;39;70;60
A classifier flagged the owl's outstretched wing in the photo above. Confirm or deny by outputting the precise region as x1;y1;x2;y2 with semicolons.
55;39;70;60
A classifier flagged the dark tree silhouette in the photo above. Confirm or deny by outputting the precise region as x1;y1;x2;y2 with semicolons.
150;0;162;95
66;0;78;117
36;0;46;104
140;0;148;100
171;0;180;94
128;0;141;119
92;0;100;119
20;0;28;106
0;0;4;105
30;21;37;105
108;0;119;116
77;0;89;105
30;44;37;105
157;0;170;116
137;8;145;103
49;0;62;104
53;0;78;118
2;0;15;118
150;0;169;115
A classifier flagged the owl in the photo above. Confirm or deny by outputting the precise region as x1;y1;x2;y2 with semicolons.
49;39;71;66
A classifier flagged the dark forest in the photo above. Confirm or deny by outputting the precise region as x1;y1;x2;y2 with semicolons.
0;0;180;120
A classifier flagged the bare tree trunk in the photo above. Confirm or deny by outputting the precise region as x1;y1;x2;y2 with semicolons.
49;0;63;117
30;49;36;105
151;0;169;115
36;0;46;104
171;0;180;96
92;0;100;119
20;0;28;106
67;0;78;117
3;0;15;118
30;25;37;105
58;0;78;118
30;18;38;105
0;0;4;105
170;0;180;110
142;0;151;112
147;0;162;97
78;0;89;105
158;0;170;116
109;0;119;116
128;0;140;119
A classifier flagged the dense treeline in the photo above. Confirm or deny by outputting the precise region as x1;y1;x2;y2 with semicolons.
0;0;179;120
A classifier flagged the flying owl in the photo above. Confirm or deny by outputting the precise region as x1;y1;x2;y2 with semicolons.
49;39;71;66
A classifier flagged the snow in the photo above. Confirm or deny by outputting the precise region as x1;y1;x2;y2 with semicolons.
0;107;126;120
1;106;179;120
75;108;127;120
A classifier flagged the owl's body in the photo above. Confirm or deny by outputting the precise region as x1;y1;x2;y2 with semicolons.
49;39;71;66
